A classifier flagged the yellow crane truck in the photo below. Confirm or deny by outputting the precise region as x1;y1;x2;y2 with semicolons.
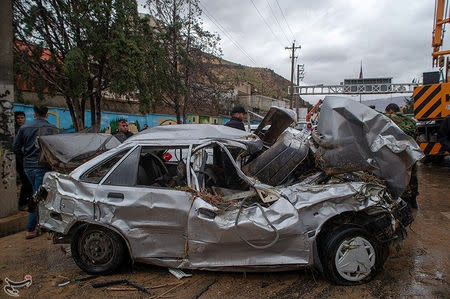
413;0;450;159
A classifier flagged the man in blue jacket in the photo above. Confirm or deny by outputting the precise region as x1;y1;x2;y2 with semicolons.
13;105;58;239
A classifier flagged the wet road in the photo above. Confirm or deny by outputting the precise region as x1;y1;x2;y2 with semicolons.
0;163;449;298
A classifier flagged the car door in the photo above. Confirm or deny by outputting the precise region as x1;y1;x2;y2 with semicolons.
94;145;193;260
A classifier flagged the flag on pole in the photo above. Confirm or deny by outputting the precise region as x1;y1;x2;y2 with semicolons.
359;61;363;79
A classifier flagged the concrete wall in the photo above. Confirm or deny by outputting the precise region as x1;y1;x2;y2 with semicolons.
0;0;17;218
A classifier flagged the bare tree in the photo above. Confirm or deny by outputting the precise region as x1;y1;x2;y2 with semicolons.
146;0;221;123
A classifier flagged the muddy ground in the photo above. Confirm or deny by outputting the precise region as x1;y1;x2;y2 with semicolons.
0;163;449;298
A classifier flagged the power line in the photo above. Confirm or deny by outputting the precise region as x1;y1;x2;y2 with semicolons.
249;0;285;47
199;2;258;66
266;0;291;43
200;4;258;65
275;0;295;41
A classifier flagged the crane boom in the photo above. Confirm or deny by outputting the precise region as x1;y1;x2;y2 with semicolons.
432;0;450;67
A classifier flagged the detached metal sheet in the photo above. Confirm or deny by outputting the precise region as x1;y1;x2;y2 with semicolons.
39;133;121;172
314;96;424;197
243;129;309;185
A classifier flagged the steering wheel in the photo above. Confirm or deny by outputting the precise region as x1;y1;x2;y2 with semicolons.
148;152;169;175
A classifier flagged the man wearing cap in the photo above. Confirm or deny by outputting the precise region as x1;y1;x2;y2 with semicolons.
225;106;246;131
222;106;246;188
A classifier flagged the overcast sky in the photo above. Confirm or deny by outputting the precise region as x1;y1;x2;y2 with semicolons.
141;0;443;104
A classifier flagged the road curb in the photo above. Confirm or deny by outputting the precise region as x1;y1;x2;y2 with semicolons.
0;211;28;238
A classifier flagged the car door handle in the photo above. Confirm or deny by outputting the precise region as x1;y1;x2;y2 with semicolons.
107;192;124;199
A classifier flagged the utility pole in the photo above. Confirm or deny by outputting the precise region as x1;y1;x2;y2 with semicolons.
296;64;305;119
0;0;17;217
285;41;301;109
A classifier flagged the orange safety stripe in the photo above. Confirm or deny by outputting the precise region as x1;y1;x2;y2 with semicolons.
416;95;441;119
414;85;437;108
430;143;442;155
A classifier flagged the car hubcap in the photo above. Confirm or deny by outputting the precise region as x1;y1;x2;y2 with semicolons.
335;236;375;281
80;230;114;265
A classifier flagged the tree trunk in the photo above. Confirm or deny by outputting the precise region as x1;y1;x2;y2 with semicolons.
66;96;84;132
182;103;187;124
174;99;181;124
88;78;97;132
94;92;101;132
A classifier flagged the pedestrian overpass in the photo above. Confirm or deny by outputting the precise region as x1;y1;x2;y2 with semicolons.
290;82;419;95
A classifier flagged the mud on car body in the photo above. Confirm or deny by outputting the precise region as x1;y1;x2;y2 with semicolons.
37;97;423;285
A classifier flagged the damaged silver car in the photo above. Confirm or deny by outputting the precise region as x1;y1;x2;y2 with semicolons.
37;96;424;285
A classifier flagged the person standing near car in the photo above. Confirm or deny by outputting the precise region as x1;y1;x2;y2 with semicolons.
13;105;59;239
113;119;134;142
225;106;246;131
14;111;33;211
385;103;419;209
222;106;247;188
385;103;417;138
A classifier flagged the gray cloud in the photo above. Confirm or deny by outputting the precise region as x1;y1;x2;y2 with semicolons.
199;0;436;91
139;0;440;103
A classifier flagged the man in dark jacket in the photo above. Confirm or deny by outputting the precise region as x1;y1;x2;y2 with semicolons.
225;106;246;131
113;119;134;142
14;111;33;211
222;106;247;188
13;105;58;239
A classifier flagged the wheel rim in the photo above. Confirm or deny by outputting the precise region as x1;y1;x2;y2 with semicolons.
79;229;114;266
335;236;376;282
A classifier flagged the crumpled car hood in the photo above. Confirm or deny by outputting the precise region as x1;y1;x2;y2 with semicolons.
313;96;424;197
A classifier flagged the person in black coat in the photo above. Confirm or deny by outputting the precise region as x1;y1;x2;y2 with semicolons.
113;119;134;142
13;105;59;239
225;106;246;131
14;111;33;211
222;106;247;188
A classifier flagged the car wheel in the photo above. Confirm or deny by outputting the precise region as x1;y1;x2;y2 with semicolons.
320;225;386;285
71;224;126;274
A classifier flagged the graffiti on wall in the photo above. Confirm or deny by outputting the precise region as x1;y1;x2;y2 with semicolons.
13;104;230;132
158;118;177;126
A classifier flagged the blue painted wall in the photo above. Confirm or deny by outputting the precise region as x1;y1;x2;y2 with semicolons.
12;104;250;132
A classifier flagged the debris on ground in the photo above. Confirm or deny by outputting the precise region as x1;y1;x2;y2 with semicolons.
168;268;192;279
57;281;70;287
92;279;151;294
74;275;99;283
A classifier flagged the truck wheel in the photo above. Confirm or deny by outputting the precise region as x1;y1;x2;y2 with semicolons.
71;224;126;274
320;225;387;285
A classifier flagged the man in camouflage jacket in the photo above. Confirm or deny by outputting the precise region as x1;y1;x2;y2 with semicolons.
385;103;418;209
385;103;417;138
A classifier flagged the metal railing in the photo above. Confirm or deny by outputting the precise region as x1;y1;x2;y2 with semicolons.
290;83;419;95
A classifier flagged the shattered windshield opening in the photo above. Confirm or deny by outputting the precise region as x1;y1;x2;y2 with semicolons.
136;146;190;188
79;148;130;184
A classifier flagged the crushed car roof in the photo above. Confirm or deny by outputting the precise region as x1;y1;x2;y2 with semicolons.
124;124;257;145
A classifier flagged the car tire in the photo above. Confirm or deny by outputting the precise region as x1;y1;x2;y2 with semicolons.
319;225;387;285
71;224;126;274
